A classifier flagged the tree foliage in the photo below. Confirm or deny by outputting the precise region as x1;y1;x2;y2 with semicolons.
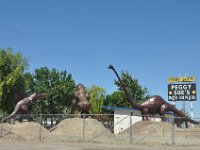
105;91;130;108
31;67;76;114
0;49;28;114
87;85;106;114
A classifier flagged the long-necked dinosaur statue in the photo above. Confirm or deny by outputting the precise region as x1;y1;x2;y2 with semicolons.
2;93;46;122
67;83;91;118
108;65;199;126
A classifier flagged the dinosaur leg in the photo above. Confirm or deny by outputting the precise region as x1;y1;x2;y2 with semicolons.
142;108;149;121
67;106;75;118
67;99;76;117
185;121;188;128
158;112;164;121
141;112;145;121
67;106;73;115
81;110;90;118
160;104;168;121
77;110;81;118
149;114;155;121
20;105;28;114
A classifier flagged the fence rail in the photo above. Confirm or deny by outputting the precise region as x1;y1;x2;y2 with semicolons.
0;114;200;146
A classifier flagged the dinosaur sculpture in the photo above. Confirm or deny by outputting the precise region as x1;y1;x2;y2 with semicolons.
174;109;191;128
67;83;91;118
2;93;46;122
108;65;199;126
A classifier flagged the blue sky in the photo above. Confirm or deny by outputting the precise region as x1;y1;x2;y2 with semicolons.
0;0;200;117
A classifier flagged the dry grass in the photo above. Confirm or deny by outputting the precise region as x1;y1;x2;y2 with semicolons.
0;122;50;142
1;119;200;145
119;121;200;145
48;118;116;143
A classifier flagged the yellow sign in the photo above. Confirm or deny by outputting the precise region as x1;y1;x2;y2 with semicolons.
168;76;195;83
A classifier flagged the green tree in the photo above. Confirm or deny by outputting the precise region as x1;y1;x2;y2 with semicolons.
31;67;76;114
0;49;28;114
23;72;35;93
87;85;106;114
104;91;129;108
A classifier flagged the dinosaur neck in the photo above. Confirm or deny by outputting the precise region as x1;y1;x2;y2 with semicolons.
111;67;142;110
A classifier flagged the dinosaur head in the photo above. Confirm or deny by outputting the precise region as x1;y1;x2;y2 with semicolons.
108;64;114;70
30;93;46;101
76;83;86;92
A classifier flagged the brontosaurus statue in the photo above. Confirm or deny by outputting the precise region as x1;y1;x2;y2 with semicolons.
2;93;46;122
67;83;91;117
108;65;199;126
174;109;190;128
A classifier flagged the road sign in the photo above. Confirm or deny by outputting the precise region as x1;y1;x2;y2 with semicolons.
168;76;195;83
168;83;196;101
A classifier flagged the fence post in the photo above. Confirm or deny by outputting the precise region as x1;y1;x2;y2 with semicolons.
1;115;3;138
129;112;133;144
171;116;175;145
39;114;42;142
82;114;86;142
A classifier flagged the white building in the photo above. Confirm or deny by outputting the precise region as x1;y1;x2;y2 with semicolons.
102;106;161;134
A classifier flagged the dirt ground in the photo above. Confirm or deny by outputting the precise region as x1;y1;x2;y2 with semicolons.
0;142;200;150
1;118;200;148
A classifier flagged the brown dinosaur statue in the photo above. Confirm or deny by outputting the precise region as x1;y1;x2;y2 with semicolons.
108;65;199;126
174;109;191;128
2;93;46;122
67;83;91;117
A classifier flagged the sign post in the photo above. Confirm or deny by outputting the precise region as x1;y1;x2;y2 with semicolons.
190;101;193;119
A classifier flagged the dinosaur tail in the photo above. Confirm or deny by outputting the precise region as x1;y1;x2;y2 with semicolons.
168;103;200;125
2;111;17;123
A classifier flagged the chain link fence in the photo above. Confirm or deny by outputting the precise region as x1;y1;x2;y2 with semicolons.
0;114;200;146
